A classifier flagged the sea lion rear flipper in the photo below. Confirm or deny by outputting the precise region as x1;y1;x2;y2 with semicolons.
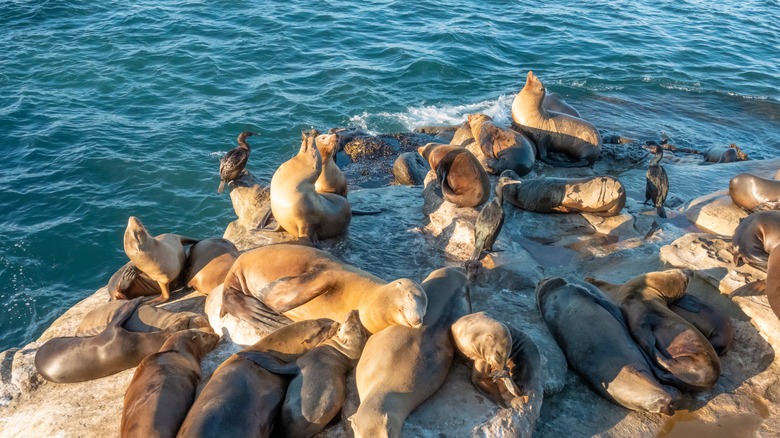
730;280;766;297
175;235;201;246
237;351;301;376
258;208;274;229
669;294;702;313
221;287;293;329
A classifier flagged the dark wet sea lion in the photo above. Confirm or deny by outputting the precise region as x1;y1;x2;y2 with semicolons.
270;130;351;244
467;113;536;176
729;173;780;212
120;329;219;438
35;299;189;383
732;210;780;272
219;244;427;334
469;176;518;261
393;152;429;185
184;237;239;295
643;142;669;218
418;142;490;208
585;270;721;391
542;91;580;118
218;131;257;193
536;277;678;414
667;294;734;356
702;143;747;164
349;267;471;438
511;71;601;167
76;300;210;336
177;319;339;438
501;169;626;216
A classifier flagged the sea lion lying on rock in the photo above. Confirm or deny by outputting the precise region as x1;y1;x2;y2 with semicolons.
501;170;626;216
701;143;747;164
76;300;210;336
466;113;536;176
729;173;780;212
184;237;239;295
732;210;780;272
418;142;490;208
536;278;679;415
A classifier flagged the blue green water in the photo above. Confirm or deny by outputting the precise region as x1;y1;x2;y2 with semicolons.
1;0;778;350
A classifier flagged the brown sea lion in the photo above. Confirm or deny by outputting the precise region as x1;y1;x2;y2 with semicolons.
177;319;339;438
76;300;210;336
543;91;580;118
536;278;679;414
511;71;601;167
123;216;199;304
349;267;471;438
219;244;427;334
732;210;780;271
501;169;626;216
418;142;490;208
184;237;239;295
107;262;165;301
270;130;351;244
239;310;368;438
120;329;219;438
450;120;476;147
729;173;780;212
35;298;189;383
585;270;721;391
314;132;348;197
467;113;536;176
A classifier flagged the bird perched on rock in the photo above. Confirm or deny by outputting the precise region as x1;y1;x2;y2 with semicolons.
643;141;668;218
469;173;519;261
218;131;258;193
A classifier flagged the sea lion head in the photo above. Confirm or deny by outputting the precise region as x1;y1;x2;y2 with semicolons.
333;310;369;360
315;133;339;160
466;113;491;126
452;312;511;371
387;279;427;329
300;129;323;175
187;314;214;332
162;328;220;360
349;410;393;438
417;143;438;161
123;216;153;252
525;71;545;96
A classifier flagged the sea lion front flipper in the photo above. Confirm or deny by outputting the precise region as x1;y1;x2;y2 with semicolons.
258;208;274;228
470;369;509;409
110;298;144;330
174;235;201;246
237;351;301;376
730;280;766;297
221;287;293;329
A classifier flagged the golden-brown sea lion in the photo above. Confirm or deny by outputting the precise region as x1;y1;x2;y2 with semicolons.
511;71;601;167
314;132;348;197
219;244;427;334
349;267;471;438
184;237;239;295
450;120;476;147
501;169;626;216
585;270;721;391
75;300;210;336
467;113;536;176
543;91;580;118
177;319;339;438
238;310;368;438
123;216;199;304
270;130;351;244
537;278;679;414
732;210;780;271
729;173;780;212
120;329;219;438
35;298;189;383
418;142;490;208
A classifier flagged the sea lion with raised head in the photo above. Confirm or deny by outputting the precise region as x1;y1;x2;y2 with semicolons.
35;298;189;383
270;130;352;244
511;71;601;167
418;142;490;208
123;216;199;304
184;237;239;295
585;270;721;391
501;169;626;216
729;173;780;212
536;277;679;414
120;329;219;438
467;113;536;176
76;300;210;336
543;91;580;118
218;131;257;193
314;132;348;197
177;318;339;438
219;244;427;334
349;267;471;438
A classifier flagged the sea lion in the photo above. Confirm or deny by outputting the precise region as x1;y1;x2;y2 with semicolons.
184;237;239;295
314;132;348;197
469;176;518;261
542;91;580;118
732;210;780;271
76;300;210;336
270;130;351;244
536;278;679;414
178;319;339;438
35;298;189;383
729;173;780;212
218;131;257;193
451;312;541;408
450;120;476;147
643;142;669;218
393;152;430;186
107;262;165;300
585;270;721;391
467;113;536;176
511;71;601;167
702;143;747;164
120;329;219;438
501;169;626;216
123;216;198;304
349;267;471;438
219;244;427;334
417;142;490;208
238;310;368;438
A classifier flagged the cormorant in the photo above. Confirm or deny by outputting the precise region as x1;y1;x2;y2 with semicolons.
218;131;258;193
469;174;519;261
643;141;668;218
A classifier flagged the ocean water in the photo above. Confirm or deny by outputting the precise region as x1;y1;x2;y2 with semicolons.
1;0;778;351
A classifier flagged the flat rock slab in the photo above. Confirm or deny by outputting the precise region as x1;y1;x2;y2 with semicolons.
684;190;748;236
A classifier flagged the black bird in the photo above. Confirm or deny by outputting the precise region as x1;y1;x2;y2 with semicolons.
469;174;519;261
218;131;258;193
643;141;668;218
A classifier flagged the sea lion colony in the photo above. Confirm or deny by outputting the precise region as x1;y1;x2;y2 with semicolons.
30;70;773;437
